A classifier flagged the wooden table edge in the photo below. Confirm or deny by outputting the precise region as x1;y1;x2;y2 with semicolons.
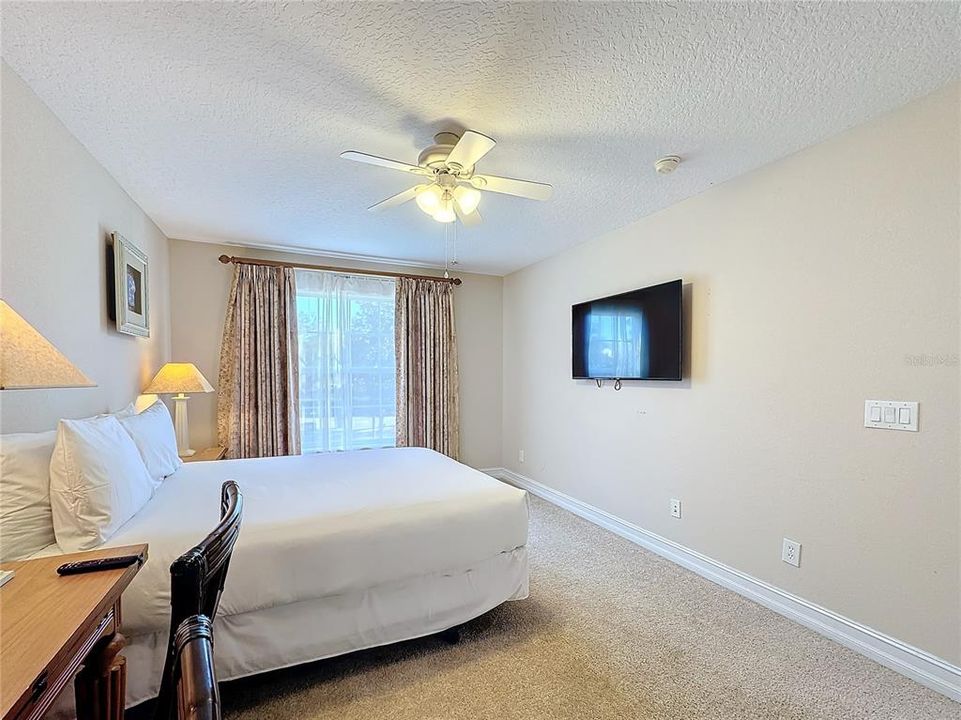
0;543;149;720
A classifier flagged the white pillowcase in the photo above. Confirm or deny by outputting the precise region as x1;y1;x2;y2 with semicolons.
108;402;137;420
0;430;58;561
49;415;156;552
119;400;182;485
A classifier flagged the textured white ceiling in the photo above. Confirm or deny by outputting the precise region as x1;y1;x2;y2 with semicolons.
2;2;958;275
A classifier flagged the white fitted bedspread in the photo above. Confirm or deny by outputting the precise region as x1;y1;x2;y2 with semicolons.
39;447;529;713
85;447;529;637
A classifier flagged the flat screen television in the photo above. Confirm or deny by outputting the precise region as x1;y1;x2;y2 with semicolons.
572;279;682;381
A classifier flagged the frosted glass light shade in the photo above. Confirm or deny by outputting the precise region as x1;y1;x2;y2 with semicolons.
415;185;443;214
0;300;95;389
433;201;456;223
453;186;481;214
143;363;214;395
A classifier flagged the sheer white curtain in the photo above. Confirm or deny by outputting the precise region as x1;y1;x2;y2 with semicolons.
295;270;396;453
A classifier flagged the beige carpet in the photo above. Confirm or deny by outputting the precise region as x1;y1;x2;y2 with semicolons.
211;497;955;719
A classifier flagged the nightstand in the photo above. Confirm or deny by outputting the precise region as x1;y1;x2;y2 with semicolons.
182;446;227;463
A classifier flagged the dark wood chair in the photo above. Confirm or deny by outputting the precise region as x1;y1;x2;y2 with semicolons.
173;615;220;720
154;481;243;720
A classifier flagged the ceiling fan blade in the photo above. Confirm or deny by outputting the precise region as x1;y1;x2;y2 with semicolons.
445;130;496;170
471;173;553;201
453;202;482;227
367;185;424;212
341;151;430;175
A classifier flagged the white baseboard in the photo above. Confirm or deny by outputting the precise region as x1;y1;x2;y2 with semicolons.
482;467;961;702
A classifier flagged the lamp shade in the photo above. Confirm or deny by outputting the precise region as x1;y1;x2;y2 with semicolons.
143;363;214;394
0;300;95;389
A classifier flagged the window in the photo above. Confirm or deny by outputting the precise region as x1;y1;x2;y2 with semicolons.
295;270;396;453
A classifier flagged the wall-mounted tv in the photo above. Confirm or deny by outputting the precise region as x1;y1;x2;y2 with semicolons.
572;279;682;381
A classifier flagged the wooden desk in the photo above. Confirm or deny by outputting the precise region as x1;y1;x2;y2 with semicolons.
0;544;148;720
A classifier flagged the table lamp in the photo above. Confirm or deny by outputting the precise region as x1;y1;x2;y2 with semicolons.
1;300;95;390
1;300;95;587
142;362;214;457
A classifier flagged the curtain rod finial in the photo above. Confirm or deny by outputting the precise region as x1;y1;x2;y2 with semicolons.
453;278;462;286
218;255;232;264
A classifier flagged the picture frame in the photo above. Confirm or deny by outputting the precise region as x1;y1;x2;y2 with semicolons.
111;232;150;337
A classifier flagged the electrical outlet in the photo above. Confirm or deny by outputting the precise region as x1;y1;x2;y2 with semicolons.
518;449;525;463
670;498;681;519
782;538;801;567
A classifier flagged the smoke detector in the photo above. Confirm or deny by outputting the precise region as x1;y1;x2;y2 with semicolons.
655;155;681;175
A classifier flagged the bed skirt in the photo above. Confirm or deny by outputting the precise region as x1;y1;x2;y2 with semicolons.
123;545;528;706
52;546;528;716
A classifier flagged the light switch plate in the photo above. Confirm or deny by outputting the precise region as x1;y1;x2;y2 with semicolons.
864;400;918;432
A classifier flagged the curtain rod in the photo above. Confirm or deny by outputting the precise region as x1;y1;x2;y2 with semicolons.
218;254;462;285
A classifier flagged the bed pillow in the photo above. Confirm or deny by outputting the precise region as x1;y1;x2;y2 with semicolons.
119;400;182;485
49;415;156;552
110;402;137;419
0;430;58;562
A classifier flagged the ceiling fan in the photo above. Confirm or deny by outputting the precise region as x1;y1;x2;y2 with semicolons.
341;130;552;226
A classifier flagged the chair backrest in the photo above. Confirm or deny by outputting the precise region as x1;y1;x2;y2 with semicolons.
174;615;220;720
154;481;243;720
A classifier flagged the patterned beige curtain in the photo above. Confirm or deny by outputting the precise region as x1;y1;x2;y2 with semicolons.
217;263;301;458
395;277;459;459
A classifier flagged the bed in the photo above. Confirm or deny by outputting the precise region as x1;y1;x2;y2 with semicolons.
37;446;529;709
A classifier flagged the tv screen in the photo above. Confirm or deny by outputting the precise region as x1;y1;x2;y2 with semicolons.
572;279;682;381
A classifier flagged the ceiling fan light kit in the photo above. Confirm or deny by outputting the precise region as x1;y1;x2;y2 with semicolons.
342;130;553;226
433;198;457;224
453;186;481;214
415;184;442;213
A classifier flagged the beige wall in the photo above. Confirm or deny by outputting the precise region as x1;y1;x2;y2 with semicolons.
501;82;960;663
0;63;170;431
168;240;503;468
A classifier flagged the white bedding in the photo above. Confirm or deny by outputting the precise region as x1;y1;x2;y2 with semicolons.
92;446;528;635
39;447;530;710
123;546;527;706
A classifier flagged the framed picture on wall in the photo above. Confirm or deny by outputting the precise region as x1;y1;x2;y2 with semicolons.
111;232;150;337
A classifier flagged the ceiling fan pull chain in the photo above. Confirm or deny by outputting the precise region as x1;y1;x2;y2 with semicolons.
444;223;451;278
450;221;459;267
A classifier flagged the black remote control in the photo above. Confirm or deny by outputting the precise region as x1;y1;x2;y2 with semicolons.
57;554;143;576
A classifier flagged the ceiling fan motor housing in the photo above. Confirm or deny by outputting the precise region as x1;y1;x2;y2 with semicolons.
418;132;465;171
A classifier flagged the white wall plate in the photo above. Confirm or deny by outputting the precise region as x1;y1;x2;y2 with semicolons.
864;400;918;432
